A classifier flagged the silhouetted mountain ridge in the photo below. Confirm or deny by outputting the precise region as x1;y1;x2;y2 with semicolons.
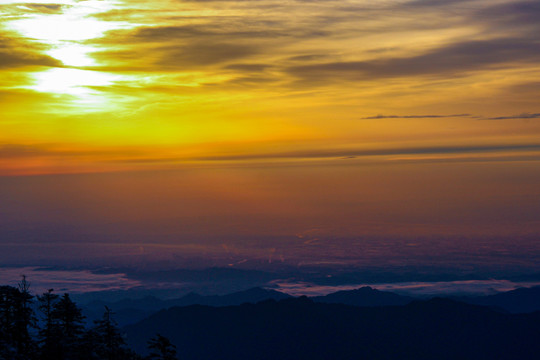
84;284;540;327
123;296;540;359
458;285;540;313
312;286;414;306
83;287;291;325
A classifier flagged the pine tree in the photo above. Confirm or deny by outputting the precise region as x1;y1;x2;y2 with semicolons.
15;275;37;359
0;285;19;359
92;306;127;360
37;288;60;360
147;334;178;360
0;280;38;360
50;293;86;360
2;280;144;360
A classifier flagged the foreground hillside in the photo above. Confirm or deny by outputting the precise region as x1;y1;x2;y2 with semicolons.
124;297;540;360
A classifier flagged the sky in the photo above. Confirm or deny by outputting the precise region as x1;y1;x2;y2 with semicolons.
1;0;540;293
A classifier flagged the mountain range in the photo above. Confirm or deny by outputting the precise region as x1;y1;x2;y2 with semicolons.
82;285;540;326
123;296;540;359
457;285;540;313
83;287;291;326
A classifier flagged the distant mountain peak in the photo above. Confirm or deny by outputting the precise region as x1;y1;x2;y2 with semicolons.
312;286;414;307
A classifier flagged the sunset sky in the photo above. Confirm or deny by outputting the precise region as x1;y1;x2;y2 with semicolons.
1;0;540;289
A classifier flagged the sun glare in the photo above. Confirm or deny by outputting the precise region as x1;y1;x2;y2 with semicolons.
47;43;98;67
5;0;134;106
10;13;118;42
30;68;121;106
8;2;123;66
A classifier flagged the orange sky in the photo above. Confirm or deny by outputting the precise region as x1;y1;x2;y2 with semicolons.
1;0;540;176
1;1;540;256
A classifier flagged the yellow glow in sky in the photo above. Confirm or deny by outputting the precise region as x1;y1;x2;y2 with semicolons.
1;0;540;176
30;68;121;99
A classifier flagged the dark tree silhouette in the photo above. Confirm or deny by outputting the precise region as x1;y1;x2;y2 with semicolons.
37;288;60;360
2;279;144;360
15;275;37;359
52;293;85;338
147;333;178;360
0;285;20;359
0;279;38;360
92;306;128;359
77;306;143;360
50;293;86;360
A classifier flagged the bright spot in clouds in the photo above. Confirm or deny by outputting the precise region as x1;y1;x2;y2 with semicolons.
9;0;123;41
31;68;120;96
47;43;98;67
6;0;132;103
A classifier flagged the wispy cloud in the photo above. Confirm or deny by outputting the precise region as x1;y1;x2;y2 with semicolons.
361;114;472;120
194;143;540;162
361;112;540;121
0;35;61;69
402;0;477;8
8;140;540;160
0;3;67;16
0;143;145;159
71;0;540;90
23;3;66;14
287;38;540;82
484;113;540;120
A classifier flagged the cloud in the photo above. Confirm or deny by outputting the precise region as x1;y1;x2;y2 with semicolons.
194;143;540;162
88;0;540;90
402;0;478;8
224;76;279;86
224;63;271;72
287;37;540;82
0;144;48;158
100;14;325;47
479;1;540;29
12;141;537;167
0;36;62;69
89;4;333;72
156;42;259;68
484;113;540;120
0;3;66;16
287;54;328;62
92;21;281;70
23;3;66;14
93;42;260;71
361;114;472;120
0;144;144;159
131;24;288;42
